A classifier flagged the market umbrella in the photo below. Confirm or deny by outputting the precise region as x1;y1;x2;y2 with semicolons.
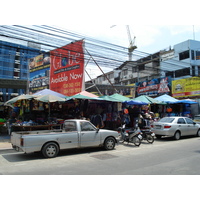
173;99;198;104
33;89;67;98
5;94;36;105
98;95;121;102
68;94;98;100
110;93;130;102
124;100;148;105
154;94;178;103
34;94;66;103
134;95;166;104
34;94;66;121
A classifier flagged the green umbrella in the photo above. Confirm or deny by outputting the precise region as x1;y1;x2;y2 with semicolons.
134;95;166;104
110;93;130;102
98;95;120;102
68;94;98;100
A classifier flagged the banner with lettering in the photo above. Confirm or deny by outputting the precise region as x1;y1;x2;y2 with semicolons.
50;40;85;96
29;53;50;93
172;77;200;98
136;76;171;97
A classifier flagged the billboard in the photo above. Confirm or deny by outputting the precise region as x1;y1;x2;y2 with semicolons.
136;77;171;97
172;77;200;98
50;40;85;96
29;53;50;93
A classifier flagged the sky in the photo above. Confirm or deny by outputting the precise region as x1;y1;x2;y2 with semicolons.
60;25;200;79
2;0;200;80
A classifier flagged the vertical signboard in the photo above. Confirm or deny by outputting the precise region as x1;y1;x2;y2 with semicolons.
50;40;85;96
29;53;50;94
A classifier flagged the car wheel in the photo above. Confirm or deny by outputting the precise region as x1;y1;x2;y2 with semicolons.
104;137;116;150
174;131;181;140
42;142;59;158
196;129;200;137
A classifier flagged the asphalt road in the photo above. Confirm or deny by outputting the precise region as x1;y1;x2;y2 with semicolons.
1;136;200;175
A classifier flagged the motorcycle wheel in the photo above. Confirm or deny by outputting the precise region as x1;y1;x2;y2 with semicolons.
146;135;154;144
132;136;141;147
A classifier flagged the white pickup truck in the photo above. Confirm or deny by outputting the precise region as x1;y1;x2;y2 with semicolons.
11;119;120;158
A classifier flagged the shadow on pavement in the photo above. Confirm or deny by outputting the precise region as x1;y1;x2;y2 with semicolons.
1;146;113;163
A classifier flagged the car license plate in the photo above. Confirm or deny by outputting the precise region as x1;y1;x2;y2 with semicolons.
138;135;142;139
155;125;161;129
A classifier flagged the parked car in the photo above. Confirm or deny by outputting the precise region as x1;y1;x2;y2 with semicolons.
193;115;200;124
11;119;120;158
152;116;200;140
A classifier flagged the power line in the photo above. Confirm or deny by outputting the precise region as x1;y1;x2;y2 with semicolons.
0;25;194;77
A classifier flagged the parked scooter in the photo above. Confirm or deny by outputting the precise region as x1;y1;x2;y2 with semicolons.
140;126;155;144
138;117;155;144
118;122;142;146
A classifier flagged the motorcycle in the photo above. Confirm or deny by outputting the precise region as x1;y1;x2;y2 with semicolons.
118;123;142;146
140;127;155;143
138;118;155;144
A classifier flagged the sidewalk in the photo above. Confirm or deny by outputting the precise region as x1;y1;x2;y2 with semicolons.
0;135;12;150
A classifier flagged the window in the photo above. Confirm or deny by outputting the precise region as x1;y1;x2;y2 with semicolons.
196;51;200;60
198;66;200;75
175;68;190;77
185;118;194;124
80;122;96;131
179;50;190;60
64;121;77;132
192;66;196;76
177;118;186;124
191;50;195;60
138;65;145;71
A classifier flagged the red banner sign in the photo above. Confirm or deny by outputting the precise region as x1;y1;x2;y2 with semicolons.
50;40;85;96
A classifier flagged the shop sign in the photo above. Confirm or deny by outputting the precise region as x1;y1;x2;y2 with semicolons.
136;76;171;97
50;40;85;96
29;53;50;93
172;77;200;98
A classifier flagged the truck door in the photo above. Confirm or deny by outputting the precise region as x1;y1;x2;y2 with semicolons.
59;121;79;149
80;121;101;147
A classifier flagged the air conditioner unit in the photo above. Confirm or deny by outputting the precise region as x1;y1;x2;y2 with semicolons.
15;60;20;64
129;74;133;78
14;76;20;79
16;52;20;56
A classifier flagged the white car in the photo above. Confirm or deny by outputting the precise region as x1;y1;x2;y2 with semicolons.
152;116;200;140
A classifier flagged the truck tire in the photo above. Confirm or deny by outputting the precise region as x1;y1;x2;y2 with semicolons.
104;137;116;150
42;142;59;158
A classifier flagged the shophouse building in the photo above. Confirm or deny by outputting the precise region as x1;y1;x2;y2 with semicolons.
0;41;42;102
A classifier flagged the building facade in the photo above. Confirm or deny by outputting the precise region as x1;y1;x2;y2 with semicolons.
0;41;42;102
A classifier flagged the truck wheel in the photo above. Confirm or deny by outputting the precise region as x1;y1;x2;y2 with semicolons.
104;137;116;150
42;142;59;158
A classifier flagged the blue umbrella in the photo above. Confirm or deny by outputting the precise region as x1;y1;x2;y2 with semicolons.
124;100;148;105
174;100;198;104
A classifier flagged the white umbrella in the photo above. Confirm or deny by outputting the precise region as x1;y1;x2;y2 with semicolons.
34;94;66;121
5;94;36;105
34;94;66;103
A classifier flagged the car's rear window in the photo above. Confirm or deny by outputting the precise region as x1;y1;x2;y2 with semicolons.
159;117;175;123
